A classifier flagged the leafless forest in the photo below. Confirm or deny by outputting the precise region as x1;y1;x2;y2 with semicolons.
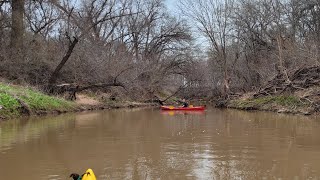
0;0;319;101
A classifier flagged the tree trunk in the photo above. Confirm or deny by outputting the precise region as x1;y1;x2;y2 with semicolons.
276;35;290;82
48;37;78;86
11;0;24;51
222;52;229;99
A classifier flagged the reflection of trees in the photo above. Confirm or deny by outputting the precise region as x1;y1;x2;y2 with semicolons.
0;114;75;152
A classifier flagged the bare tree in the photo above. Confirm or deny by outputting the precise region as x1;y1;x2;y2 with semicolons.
25;0;59;37
46;0;131;87
298;0;320;62
179;0;234;98
0;0;10;47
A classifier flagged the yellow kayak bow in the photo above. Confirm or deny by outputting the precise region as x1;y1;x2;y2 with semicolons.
82;169;96;180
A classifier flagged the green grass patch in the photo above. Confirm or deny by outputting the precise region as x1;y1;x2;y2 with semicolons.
20;89;74;111
0;93;21;118
269;95;302;107
0;83;75;119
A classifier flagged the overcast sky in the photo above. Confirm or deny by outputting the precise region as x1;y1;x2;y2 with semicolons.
165;0;178;13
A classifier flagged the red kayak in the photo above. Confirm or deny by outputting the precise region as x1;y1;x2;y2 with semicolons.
160;106;206;111
161;110;205;115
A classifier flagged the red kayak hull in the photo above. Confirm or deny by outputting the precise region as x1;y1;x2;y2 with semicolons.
161;110;205;115
160;106;206;111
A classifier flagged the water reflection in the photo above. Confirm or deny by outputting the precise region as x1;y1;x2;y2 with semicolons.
0;108;320;179
160;110;205;116
0;115;75;153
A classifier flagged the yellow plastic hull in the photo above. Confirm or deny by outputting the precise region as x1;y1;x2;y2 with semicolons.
82;169;96;180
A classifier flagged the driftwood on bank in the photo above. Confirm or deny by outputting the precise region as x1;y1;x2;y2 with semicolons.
254;66;320;97
50;81;126;100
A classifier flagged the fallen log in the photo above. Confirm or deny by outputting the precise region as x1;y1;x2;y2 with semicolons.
49;81;126;101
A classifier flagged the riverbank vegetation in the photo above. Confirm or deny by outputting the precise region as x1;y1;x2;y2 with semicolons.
227;66;320;114
0;0;320;116
0;82;159;119
229;95;312;114
0;82;74;119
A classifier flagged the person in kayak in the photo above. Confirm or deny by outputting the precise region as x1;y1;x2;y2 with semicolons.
70;173;81;180
182;99;189;107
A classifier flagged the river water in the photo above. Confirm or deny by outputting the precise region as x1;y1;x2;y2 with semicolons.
1;108;320;180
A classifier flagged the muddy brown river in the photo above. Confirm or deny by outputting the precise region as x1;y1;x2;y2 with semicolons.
1;108;320;179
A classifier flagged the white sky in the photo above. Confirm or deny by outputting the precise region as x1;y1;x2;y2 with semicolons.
165;0;178;13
